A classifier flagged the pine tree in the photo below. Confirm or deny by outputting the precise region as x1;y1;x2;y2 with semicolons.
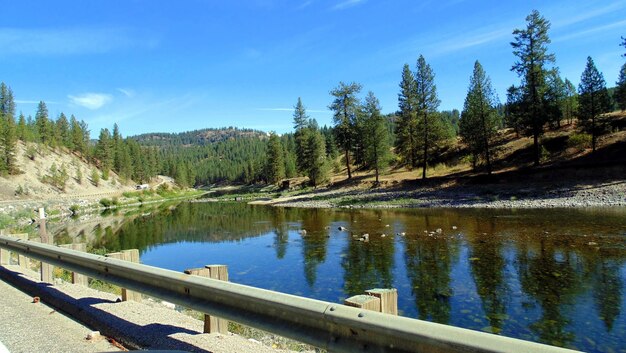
91;168;100;187
265;132;285;184
578;56;612;153
544;69;565;128
56;113;71;149
615;63;626;111
396;64;419;169
0;83;17;173
17;113;28;141
95;128;113;177
414;55;442;179
459;61;501;174
35;101;51;145
293;97;311;175
363;92;390;183
511;10;555;165
306;129;330;186
563;78;578;124
505;85;524;137
329;82;362;179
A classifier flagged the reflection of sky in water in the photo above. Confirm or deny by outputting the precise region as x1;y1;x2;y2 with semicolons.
128;205;625;353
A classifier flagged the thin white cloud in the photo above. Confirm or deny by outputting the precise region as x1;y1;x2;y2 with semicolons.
554;19;626;42
551;1;626;28
117;88;136;98
68;93;113;110
0;27;157;56
331;0;365;11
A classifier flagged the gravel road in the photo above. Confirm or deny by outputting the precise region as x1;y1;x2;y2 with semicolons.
0;270;119;353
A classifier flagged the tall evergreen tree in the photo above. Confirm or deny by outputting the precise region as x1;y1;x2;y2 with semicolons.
0;83;17;173
563;78;578;124
329;82;362;179
56;113;71;149
578;56;612;153
293;97;311;175
35;101;51;145
511;10;555;165
396;64;419;169
545;69;565;128
505;85;524;137
363;92;391;183
95;128;113;177
17;113;28;141
615;63;626;111
70;115;86;155
265;132;285;184
414;55;442;179
459;61;501;174
306;129;330;186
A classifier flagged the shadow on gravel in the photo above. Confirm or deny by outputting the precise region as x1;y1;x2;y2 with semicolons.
0;267;210;352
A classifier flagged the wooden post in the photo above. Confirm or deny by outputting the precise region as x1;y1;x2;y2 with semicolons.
59;243;88;286
106;249;141;302
39;208;53;284
365;288;398;315
344;294;381;311
0;229;8;266
14;233;30;271
184;264;229;334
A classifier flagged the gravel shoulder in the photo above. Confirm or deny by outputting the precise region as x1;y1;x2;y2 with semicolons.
0;268;120;353
0;265;303;353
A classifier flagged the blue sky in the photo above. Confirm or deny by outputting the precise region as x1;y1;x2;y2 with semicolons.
2;0;625;137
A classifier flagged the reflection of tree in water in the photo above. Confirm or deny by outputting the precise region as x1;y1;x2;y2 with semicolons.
270;207;289;259
88;202;277;253
341;212;395;296
300;209;331;287
402;214;459;324
593;259;622;331
467;218;508;333
517;238;583;347
579;246;624;332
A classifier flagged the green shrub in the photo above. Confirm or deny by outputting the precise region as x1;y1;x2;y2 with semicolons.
99;198;112;208
69;204;80;215
567;133;592;150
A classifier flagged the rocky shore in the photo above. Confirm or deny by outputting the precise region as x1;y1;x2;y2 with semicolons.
262;179;626;209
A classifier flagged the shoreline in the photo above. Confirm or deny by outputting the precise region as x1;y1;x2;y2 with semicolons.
251;180;626;209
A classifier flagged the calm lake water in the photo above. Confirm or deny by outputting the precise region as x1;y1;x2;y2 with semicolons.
58;202;626;353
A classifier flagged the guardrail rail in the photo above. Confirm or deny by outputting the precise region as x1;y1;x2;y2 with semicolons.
0;234;581;353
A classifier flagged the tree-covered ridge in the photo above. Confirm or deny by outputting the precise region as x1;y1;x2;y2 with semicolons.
131;127;267;146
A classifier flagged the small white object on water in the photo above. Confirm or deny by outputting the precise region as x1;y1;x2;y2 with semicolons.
299;229;307;236
338;226;347;231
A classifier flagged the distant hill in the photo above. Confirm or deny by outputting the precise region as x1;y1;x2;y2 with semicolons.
130;127;268;147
